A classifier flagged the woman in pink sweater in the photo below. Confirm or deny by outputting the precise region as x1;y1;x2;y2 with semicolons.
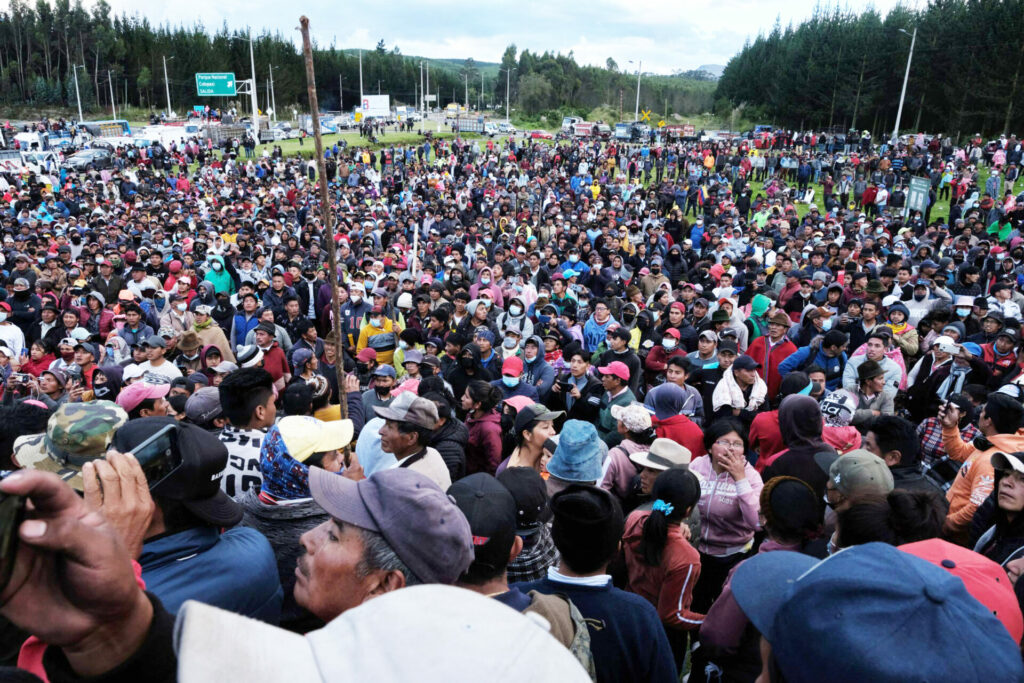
687;418;763;613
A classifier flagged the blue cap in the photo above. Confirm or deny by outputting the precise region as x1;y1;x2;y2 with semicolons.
474;329;495;344
962;342;983;358
372;364;397;378
562;269;578;279
546;420;604;483
731;543;1023;683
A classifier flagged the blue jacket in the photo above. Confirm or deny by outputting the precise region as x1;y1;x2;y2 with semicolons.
518;575;676;683
522;355;556;401
140;525;282;622
490;378;540;402
777;344;847;391
233;312;260;349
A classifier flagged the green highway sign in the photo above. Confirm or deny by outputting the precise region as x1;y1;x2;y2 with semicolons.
195;72;237;97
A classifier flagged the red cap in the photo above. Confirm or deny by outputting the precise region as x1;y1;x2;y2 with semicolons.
899;539;1024;643
664;328;681;339
670;301;687;313
502;356;523;376
598;360;630;381
356;348;378;362
0;302;10;313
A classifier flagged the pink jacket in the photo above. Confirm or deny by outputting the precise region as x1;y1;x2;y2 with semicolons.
689;455;763;556
601;439;645;501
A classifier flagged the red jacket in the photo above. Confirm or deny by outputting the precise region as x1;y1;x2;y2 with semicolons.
982;343;1016;383
465;410;503;475
652;414;706;459
623;509;704;629
745;336;797;399
260;342;289;382
750;411;783;471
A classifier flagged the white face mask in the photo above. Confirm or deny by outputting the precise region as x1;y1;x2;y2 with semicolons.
662;338;677;351
509;305;523;316
176;303;187;312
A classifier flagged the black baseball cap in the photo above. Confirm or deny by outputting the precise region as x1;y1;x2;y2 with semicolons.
733;355;761;371
111;417;241;526
496;466;552;534
447;473;518;575
513;404;565;437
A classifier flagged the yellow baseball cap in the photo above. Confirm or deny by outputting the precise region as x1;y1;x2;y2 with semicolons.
277;416;354;462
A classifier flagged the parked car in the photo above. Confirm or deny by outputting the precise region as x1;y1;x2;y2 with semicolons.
530;130;553;140
61;147;114;171
497;123;517;134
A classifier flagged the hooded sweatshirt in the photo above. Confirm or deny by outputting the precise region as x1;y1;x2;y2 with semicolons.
761;395;836;500
204;255;236;295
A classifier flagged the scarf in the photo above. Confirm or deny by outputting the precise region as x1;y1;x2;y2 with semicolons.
886;321;909;335
194;317;214;331
259;425;311;500
937;364;970;401
712;366;768;412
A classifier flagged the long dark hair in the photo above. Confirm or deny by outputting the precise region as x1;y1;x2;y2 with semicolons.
640;467;701;566
466;379;502;414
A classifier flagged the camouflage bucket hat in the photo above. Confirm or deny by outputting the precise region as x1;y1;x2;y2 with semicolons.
13;401;129;491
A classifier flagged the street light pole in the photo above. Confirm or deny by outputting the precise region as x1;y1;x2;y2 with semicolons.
162;55;173;118
269;64;277;122
500;68;514;123
108;70;116;119
892;27;916;145
72;64;84;123
248;29;259;129
464;73;468;109
359;49;364;101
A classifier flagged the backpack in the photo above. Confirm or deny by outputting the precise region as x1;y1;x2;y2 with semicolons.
525;591;597;681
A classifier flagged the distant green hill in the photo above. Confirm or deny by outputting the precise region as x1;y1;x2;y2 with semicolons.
340;50;500;79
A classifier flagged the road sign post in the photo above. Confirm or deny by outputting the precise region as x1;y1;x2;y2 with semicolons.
906;176;930;217
195;72;237;97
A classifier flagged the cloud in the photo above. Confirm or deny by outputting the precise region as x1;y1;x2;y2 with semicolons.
101;0;923;73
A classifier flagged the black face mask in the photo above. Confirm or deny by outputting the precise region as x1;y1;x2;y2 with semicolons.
93;385;112;399
460;356;475;370
356;362;369;375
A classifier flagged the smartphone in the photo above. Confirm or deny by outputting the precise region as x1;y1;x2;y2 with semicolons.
128;423;182;489
0;492;26;595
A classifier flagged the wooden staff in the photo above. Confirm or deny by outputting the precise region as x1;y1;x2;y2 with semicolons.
299;16;347;420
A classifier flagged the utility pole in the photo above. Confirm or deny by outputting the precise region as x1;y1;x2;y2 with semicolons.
419;62;424;113
634;60;642;122
299;15;347;420
500;68;513;123
359;49;364;101
425;65;429;113
269;64;277;122
108;70;116;118
378;80;381;95
72;64;84;123
892;26;916;144
464;73;468;108
162;55;173;118
339;74;344;110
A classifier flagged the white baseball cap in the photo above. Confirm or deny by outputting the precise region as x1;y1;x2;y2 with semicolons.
176;585;591;682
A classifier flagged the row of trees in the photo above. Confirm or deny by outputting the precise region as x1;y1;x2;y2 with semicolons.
0;0;714;121
715;0;1024;138
495;46;713;117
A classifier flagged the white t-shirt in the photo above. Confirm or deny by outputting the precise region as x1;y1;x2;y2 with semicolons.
136;359;182;383
0;324;25;358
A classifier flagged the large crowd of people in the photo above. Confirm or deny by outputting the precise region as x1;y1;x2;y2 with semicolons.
0;115;1023;681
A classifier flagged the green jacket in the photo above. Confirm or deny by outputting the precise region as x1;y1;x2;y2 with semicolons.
597;387;637;448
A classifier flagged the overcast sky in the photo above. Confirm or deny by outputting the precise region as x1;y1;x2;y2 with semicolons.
100;0;920;73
